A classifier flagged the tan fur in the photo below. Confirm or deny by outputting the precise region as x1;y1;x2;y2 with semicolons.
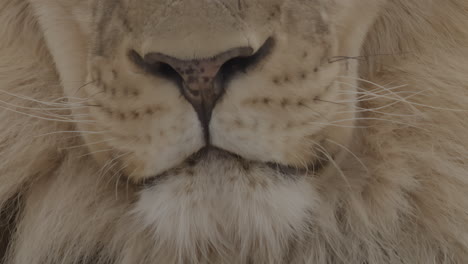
1;0;468;263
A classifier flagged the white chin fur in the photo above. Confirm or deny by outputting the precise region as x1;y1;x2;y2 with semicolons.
134;157;318;263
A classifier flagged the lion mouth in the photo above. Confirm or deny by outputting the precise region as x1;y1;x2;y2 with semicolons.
139;146;331;187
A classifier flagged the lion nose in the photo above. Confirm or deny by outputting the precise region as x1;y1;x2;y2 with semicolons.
143;47;254;130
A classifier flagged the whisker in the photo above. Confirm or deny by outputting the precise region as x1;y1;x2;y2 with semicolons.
0;100;72;120
313;143;352;190
0;99;90;111
0;104;96;124
125;166;140;198
325;138;369;173
0;89;90;107
327;117;429;131
337;88;419;99
328;52;411;64
112;162;131;200
350;108;420;118
34;130;107;138
336;89;429;117
328;56;366;64
315;98;347;106
98;150;134;180
305;121;371;129
73;80;97;96
338;76;416;106
338;76;468;112
335;81;413;103
78;148;116;159
61;138;117;150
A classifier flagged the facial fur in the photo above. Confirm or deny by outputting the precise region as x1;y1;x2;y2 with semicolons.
1;0;468;263
59;0;376;180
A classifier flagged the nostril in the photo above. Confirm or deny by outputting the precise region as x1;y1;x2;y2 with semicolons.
128;50;182;85
220;56;253;79
218;55;257;84
128;37;274;86
219;37;275;82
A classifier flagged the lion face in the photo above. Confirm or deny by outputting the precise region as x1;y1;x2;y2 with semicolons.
37;0;379;181
29;0;383;260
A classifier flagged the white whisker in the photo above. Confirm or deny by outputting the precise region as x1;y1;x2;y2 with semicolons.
78;148;115;158
325;138;369;173
34;130;107;138
0;104;96;124
0;98;89;111
327;117;429;131
61;138;116;150
0;88;90;107
338;76;468;112
113;162;131;200
313;143;351;190
97;149;134;181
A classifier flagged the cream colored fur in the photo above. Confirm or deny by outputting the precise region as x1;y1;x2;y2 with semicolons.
1;0;468;263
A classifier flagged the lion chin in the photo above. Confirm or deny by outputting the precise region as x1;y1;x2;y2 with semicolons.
1;0;468;263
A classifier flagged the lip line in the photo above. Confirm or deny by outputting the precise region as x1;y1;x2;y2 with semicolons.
199;146;330;177
136;146;330;187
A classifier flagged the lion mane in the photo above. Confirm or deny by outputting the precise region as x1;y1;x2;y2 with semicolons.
1;0;468;263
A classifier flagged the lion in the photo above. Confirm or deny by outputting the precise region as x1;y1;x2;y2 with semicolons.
1;0;468;263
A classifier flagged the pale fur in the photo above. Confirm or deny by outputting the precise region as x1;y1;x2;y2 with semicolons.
1;0;468;264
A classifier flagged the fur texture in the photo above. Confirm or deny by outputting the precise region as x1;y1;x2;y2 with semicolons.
1;0;468;263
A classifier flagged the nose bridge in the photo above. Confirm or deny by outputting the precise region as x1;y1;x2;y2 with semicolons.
137;0;253;59
119;0;272;143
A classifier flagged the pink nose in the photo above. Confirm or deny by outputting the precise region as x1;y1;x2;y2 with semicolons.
143;47;253;130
